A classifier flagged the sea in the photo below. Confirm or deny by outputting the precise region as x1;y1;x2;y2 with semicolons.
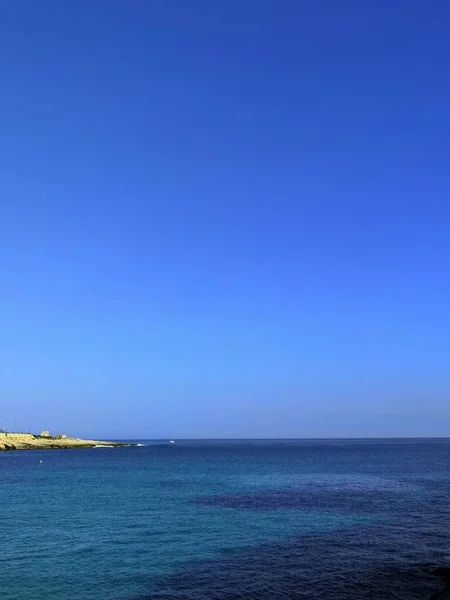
1;439;449;600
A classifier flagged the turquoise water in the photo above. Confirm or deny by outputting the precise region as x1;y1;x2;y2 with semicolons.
1;439;450;600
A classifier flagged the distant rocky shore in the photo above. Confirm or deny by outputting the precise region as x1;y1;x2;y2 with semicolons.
0;432;127;451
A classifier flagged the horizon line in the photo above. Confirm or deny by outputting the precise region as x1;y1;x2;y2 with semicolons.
107;436;450;440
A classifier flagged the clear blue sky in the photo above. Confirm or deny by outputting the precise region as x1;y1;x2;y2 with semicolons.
1;0;449;438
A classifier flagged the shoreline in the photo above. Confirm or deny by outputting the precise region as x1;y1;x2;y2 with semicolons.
0;432;127;452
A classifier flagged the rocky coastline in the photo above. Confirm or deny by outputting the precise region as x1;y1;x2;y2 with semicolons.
0;432;127;451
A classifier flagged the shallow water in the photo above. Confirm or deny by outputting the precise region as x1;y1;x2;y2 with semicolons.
1;439;449;600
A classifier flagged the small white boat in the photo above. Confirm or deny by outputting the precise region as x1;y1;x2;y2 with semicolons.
169;440;175;444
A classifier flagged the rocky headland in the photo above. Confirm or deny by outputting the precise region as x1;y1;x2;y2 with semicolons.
0;432;127;451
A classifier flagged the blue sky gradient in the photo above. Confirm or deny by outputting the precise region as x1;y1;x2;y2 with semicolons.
1;1;449;437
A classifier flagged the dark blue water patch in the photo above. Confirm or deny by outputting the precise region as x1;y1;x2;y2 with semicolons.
192;484;418;515
134;525;446;600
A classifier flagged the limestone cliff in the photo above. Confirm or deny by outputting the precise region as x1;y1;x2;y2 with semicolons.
0;432;126;451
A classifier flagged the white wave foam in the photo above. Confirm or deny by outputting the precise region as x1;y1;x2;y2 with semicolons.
94;445;114;448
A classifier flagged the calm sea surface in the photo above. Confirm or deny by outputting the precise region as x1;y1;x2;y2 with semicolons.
1;439;449;600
